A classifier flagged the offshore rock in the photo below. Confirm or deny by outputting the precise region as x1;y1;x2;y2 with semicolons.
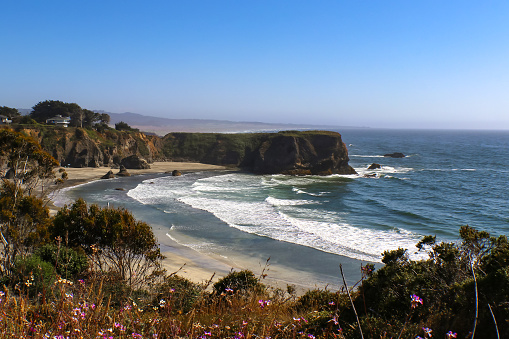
172;170;182;176
384;152;405;158
368;163;382;170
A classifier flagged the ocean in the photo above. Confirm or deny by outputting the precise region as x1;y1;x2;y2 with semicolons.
55;129;509;289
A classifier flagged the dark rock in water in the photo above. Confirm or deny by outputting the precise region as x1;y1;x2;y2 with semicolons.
364;173;377;178
4;168;15;179
172;170;182;176
120;155;151;169
116;165;131;177
101;170;115;179
368;163;382;170
114;187;125;191
384;152;405;158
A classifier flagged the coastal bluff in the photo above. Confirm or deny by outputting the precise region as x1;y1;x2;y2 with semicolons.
14;127;356;175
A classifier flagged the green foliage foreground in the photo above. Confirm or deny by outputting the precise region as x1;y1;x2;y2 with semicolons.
0;220;506;338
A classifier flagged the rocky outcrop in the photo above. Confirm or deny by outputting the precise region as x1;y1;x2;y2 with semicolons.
368;163;382;170
116;166;131;177
172;170;182;176
384;152;405;158
20;127;162;168
249;133;355;175
101;170;115;179
120;155;150;169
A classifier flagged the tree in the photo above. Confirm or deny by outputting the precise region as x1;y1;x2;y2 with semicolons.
0;182;51;275
99;113;110;125
0;106;20;119
115;121;138;132
0;129;61;198
30;100;81;123
0;129;63;274
70;108;101;128
51;199;164;288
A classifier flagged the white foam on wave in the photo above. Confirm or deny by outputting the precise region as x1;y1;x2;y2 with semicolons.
266;196;316;206
354;165;414;178
291;187;330;197
425;168;477;172
178;195;424;263
129;172;426;262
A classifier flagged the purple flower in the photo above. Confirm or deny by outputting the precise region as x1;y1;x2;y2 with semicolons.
258;299;271;308
422;327;432;337
446;331;457;338
410;294;423;308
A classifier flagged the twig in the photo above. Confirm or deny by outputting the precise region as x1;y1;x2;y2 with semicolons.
488;303;500;339
471;260;478;339
340;264;364;339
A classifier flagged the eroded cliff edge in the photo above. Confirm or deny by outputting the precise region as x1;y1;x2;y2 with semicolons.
15;128;356;175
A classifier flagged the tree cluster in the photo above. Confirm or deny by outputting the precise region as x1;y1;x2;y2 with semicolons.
28;100;110;128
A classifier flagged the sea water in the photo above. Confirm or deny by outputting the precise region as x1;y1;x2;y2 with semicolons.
55;129;509;288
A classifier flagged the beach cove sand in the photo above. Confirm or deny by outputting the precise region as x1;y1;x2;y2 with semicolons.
50;162;323;294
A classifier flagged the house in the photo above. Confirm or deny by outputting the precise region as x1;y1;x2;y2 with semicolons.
46;115;71;127
0;115;12;125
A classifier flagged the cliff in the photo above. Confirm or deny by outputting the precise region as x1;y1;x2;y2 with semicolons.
161;130;356;175
18;127;162;168
16;127;356;175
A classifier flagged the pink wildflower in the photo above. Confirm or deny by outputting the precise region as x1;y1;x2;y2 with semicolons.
446;331;457;338
410;294;423;308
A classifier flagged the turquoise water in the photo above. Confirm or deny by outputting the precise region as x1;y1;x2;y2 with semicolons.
56;129;509;287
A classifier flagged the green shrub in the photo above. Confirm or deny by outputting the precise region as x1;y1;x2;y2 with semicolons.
35;244;88;279
11;255;56;297
296;289;341;312
213;270;263;295
153;275;203;313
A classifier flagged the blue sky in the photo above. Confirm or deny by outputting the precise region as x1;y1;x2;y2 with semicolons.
1;1;508;129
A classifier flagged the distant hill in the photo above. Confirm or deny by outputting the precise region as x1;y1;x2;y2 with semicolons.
18;108;357;135
100;111;350;135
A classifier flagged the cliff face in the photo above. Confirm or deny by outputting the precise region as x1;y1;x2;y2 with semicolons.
250;133;356;175
20;127;163;168
161;130;356;175
20;128;356;175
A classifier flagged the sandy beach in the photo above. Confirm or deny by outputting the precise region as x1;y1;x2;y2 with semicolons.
58;161;230;188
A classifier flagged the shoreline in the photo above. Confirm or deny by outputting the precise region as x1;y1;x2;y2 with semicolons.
49;162;242;288
49;162;358;294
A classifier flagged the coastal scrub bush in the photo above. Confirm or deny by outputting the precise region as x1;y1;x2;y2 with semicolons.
35;244;88;279
296;288;341;312
213;269;263;295
11;254;56;297
153;274;203;314
51;198;165;289
359;225;509;338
